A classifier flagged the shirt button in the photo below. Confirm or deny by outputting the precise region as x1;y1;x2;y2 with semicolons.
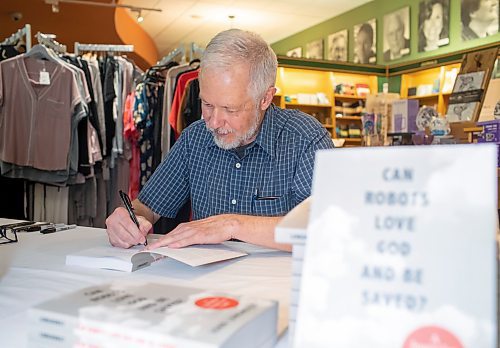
231;199;237;205
235;163;241;169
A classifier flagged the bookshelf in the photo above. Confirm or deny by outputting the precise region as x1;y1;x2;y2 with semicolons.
399;63;461;116
275;66;379;146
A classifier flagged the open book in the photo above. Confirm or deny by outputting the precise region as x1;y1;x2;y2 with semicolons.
66;242;248;272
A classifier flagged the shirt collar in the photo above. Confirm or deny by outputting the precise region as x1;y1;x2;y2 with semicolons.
205;105;277;159
254;105;276;159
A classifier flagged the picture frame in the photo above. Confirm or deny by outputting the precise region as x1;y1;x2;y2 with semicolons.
461;0;499;40
383;6;411;62
452;71;486;93
305;39;324;60
286;47;302;58
353;19;377;64
327;29;348;62
446;102;480;122
418;0;450;52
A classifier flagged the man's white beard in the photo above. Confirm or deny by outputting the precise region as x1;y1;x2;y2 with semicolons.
207;111;262;150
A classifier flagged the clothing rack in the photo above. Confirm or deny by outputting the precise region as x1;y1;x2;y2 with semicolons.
189;43;204;61
1;24;32;50
35;32;67;53
157;45;186;66
74;43;134;55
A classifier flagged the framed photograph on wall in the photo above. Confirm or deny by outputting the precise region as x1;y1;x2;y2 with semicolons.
383;6;410;61
286;47;302;58
305;39;324;60
353;19;377;64
327;29;348;62
461;0;499;40
418;0;450;52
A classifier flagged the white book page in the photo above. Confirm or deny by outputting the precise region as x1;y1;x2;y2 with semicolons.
142;244;247;267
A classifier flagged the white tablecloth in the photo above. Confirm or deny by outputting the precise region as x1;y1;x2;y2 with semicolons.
0;219;291;347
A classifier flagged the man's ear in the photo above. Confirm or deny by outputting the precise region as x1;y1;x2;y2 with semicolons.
260;87;277;111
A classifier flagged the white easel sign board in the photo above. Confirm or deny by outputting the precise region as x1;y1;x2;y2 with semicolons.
295;145;497;348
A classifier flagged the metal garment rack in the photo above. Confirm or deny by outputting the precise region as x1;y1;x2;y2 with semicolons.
156;45;186;66
74;43;134;55
189;42;204;61
1;24;32;50
156;42;204;67
35;32;67;53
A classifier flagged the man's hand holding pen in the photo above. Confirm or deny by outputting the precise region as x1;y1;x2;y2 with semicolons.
106;207;152;249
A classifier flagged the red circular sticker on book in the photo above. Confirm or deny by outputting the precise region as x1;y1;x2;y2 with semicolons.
403;326;463;348
195;297;239;310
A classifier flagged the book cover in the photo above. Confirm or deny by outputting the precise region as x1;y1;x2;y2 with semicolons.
295;146;497;347
66;243;248;272
28;282;278;348
274;197;310;245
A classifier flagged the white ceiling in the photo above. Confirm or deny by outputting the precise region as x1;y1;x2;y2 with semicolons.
120;0;372;58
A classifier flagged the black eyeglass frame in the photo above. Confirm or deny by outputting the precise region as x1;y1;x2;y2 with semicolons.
0;227;18;245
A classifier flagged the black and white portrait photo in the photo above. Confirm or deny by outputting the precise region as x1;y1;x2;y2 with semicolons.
461;0;499;40
453;71;485;92
418;0;450;52
286;47;302;58
446;102;477;122
306;39;324;60
383;7;411;61
353;19;377;64
327;29;348;62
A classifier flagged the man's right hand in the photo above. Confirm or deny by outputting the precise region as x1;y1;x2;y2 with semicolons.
105;207;152;248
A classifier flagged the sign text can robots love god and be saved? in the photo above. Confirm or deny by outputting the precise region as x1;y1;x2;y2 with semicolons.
295;145;497;348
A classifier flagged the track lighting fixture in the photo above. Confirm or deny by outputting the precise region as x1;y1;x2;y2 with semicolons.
43;0;162;17
136;10;144;23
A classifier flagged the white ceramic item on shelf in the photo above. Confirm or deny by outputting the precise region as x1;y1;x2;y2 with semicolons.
416;106;438;131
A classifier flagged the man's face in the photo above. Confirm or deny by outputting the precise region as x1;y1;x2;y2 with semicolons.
387;16;405;54
471;0;499;22
333;37;346;60
200;64;262;150
355;31;371;63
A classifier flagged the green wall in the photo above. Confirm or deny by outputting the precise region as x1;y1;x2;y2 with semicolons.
271;0;500;66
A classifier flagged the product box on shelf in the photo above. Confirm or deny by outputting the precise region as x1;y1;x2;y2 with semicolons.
477;120;500;167
391;99;419;133
477;120;500;143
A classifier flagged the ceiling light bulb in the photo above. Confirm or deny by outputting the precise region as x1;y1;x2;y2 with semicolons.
52;3;59;13
137;10;144;23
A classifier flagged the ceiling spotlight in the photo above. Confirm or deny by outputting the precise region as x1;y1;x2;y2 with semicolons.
136;10;144;23
228;15;235;28
52;3;60;13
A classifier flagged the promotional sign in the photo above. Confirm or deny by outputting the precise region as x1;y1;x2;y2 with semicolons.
295;145;497;347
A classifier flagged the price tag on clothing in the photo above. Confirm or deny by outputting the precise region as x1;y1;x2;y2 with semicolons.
39;71;51;85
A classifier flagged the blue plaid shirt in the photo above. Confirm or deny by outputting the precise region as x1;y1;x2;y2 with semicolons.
138;104;334;219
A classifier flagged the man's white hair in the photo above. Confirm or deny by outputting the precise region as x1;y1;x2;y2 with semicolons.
200;29;278;101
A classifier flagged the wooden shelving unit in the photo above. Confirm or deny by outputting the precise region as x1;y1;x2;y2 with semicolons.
399;63;461;116
334;94;367;100
336;116;362;121
275;66;379;146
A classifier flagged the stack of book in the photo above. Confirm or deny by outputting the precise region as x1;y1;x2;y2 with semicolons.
274;198;310;346
28;282;278;348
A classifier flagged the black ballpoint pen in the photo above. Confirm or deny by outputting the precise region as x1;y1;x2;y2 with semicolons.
119;190;147;246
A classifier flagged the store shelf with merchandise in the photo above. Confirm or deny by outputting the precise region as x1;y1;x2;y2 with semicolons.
275;58;384;146
399;62;460;116
276;43;498;147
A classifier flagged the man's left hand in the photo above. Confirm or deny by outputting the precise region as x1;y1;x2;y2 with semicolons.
145;214;238;250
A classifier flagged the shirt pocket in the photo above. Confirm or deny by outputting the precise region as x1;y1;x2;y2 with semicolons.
46;98;66;118
252;191;291;217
